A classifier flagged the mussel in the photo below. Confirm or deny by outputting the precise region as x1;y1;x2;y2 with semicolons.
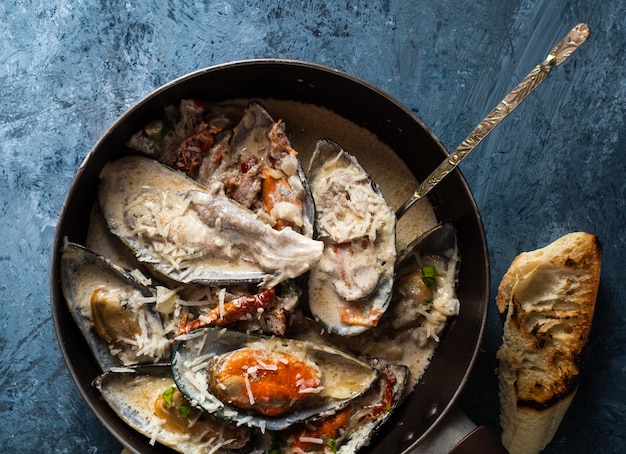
275;363;409;453
97;155;323;288
217;101;316;237
306;139;397;336
171;328;379;431
389;223;461;346
93;363;252;453
60;241;171;369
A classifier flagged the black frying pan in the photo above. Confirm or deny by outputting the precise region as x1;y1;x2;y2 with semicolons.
50;59;490;453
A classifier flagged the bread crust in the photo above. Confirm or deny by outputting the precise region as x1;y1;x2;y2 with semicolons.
496;232;601;313
496;232;601;454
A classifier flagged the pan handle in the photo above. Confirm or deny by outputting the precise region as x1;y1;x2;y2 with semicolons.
412;405;508;453
449;425;509;454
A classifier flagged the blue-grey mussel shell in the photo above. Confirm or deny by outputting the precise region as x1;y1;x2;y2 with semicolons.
93;363;252;453
171;328;379;431
60;241;170;370
306;139;397;336
97;155;323;289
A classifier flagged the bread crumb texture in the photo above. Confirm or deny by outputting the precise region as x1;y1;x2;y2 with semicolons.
496;232;601;454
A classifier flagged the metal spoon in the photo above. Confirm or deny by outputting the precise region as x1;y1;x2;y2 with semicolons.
395;23;590;219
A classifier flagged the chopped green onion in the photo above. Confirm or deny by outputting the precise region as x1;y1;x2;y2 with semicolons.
327;439;338;453
162;386;175;407
421;265;439;287
154;121;174;144
282;279;301;297
267;437;281;454
179;403;192;419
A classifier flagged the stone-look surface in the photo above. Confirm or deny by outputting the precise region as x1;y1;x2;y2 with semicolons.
1;0;624;452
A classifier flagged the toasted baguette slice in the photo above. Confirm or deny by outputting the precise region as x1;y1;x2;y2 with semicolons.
495;232;601;314
496;232;601;454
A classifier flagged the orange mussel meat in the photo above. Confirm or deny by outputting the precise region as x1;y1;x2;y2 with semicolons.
208;348;322;417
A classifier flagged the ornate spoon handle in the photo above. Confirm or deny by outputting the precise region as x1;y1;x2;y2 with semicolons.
396;23;590;219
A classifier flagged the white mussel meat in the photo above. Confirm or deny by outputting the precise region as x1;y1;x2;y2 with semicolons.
306;139;397;336
98;155;323;288
93;363;253;453
171;328;379;431
60;241;171;369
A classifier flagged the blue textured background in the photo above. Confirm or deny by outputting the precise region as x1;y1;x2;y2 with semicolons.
1;1;624;452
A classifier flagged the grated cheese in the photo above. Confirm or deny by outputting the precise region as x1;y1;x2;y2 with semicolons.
244;371;255;405
298;386;324;394
236;415;253;426
218;288;226;321
109;366;135;373
298;436;325;444
148;419;165;446
188;354;213;372
313;153;390;244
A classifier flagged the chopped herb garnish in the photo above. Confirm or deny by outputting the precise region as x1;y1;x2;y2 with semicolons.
162;386;175;407
281;279;301;298
178;403;192;419
327;439;338;453
154;121;174;144
266;434;281;454
266;442;281;454
421;265;439;287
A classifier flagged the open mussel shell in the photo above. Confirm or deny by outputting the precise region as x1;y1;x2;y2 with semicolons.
231;101;316;238
171;328;379;431
93;363;252;453
60;241;168;370
339;364;409;453
272;363;408;453
307;139;396;336
98;155;323;288
389;223;461;338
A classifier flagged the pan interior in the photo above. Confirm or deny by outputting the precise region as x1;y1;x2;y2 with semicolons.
50;59;488;454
